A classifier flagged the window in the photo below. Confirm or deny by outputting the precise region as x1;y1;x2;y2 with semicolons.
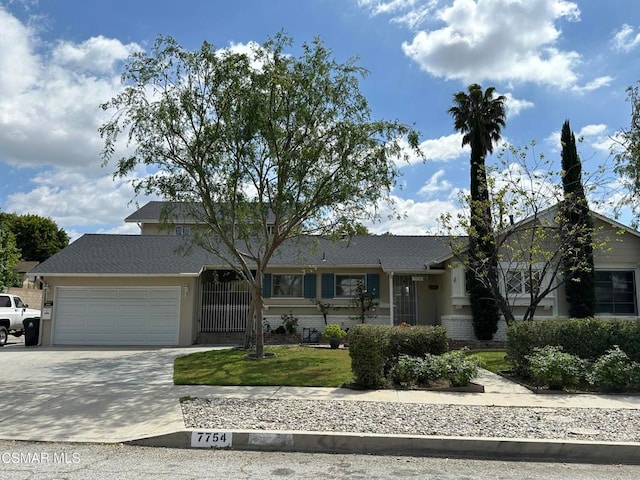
175;226;191;236
595;271;637;315
272;274;303;297
504;270;541;295
0;296;10;308
335;274;365;297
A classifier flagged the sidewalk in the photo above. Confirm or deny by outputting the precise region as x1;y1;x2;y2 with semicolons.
1;368;639;463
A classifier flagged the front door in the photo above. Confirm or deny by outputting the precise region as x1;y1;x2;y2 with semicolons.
393;275;417;325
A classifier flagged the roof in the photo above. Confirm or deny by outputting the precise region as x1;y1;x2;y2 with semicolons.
31;234;455;276
125;201;277;224
124;201;197;224
16;261;40;273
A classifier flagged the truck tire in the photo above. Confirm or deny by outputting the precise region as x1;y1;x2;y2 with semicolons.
0;326;8;347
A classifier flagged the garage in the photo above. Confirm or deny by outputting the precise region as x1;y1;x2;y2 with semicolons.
53;287;181;346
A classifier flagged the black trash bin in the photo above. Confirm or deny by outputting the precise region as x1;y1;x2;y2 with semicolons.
23;318;40;347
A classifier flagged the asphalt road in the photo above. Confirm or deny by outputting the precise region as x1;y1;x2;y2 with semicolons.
0;441;638;480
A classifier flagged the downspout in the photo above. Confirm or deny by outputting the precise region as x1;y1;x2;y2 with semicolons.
388;272;394;326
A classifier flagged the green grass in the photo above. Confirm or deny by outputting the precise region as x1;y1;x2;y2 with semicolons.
174;346;354;387
467;350;510;373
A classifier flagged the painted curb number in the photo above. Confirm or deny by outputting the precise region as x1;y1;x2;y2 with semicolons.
191;431;233;448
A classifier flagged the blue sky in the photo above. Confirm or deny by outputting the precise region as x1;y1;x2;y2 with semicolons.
0;0;638;240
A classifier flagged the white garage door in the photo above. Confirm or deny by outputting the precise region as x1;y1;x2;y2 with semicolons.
53;287;181;346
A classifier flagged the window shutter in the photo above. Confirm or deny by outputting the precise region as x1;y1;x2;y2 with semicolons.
262;273;272;298
367;273;380;298
321;273;334;298
303;274;317;298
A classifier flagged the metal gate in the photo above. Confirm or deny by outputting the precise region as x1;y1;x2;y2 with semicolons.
200;278;252;332
393;275;417;325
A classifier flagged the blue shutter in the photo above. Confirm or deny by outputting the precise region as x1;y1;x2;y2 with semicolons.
321;273;334;298
262;273;272;298
366;273;380;298
303;274;317;298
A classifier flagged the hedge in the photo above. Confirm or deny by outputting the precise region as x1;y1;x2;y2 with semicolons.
348;324;448;389
506;317;640;376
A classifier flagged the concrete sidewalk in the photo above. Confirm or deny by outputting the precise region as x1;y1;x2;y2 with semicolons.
0;346;639;463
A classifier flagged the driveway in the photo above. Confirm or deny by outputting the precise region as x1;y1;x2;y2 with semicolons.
0;343;215;385
0;343;219;443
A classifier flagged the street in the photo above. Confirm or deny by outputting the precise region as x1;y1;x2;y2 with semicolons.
0;441;638;479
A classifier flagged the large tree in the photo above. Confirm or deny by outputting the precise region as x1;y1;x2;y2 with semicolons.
448;84;506;340
560;120;596;318
440;141;606;324
100;34;420;358
0;213;69;263
614;83;640;226
0;218;21;291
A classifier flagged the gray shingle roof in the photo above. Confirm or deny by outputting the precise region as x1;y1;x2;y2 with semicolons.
31;234;456;276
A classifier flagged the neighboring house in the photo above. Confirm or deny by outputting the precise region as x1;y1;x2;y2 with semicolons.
15;261;42;289
30;201;640;346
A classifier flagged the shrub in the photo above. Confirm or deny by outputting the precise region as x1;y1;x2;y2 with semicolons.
436;349;480;387
389;355;427;388
385;325;449;360
323;324;347;340
506;318;640;376
348;324;390;389
588;346;635;393
526;345;585;390
350;324;450;389
388;350;479;388
280;311;298;334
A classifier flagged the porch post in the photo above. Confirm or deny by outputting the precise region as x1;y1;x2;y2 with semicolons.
388;272;394;326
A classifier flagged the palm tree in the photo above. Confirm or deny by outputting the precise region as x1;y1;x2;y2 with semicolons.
449;84;506;340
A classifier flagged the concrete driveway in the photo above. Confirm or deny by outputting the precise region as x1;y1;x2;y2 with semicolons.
0;342;215;385
0;343;220;443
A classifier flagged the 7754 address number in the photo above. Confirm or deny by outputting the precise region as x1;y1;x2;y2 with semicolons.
191;431;233;448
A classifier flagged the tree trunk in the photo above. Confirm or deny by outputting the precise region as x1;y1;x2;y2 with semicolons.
253;293;265;358
243;300;255;350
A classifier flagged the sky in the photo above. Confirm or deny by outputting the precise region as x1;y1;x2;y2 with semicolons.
0;0;639;240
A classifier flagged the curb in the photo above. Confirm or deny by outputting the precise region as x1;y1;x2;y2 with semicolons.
125;430;640;465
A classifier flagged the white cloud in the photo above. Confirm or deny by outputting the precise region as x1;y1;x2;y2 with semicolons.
395;0;589;89
53;35;141;74
365;194;462;234
579;124;607;137
502;92;534;117
5;169;153;239
0;7;140;171
418;169;453;196
612;24;640;52
571;75;614;93
420;133;467;162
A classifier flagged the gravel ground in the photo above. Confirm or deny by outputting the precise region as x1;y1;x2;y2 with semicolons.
181;398;640;442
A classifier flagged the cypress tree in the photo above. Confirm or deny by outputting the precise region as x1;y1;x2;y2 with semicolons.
560;120;596;318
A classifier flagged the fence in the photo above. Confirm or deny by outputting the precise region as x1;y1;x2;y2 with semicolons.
200;280;251;332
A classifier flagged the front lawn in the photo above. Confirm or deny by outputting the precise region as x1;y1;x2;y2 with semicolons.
467;350;510;373
174;346;353;387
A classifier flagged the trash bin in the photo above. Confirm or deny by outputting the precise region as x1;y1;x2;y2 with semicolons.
23;318;40;347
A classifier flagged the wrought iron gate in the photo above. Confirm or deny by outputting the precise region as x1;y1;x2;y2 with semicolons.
200;278;251;332
393;275;417;325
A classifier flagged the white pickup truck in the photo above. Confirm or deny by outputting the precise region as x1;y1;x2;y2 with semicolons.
0;294;41;346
